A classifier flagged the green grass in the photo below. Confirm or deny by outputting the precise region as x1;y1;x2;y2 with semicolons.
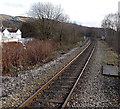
102;43;119;66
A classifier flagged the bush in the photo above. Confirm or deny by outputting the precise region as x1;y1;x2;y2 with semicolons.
2;40;54;73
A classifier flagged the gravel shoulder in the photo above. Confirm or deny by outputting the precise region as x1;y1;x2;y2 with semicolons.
68;41;120;107
1;40;90;107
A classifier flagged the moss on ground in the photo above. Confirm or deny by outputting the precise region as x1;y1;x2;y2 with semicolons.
102;41;119;66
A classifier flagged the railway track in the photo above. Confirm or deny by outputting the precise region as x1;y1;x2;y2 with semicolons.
17;40;95;108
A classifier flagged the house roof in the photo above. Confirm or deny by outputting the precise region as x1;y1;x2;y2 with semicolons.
6;28;18;33
2;28;20;33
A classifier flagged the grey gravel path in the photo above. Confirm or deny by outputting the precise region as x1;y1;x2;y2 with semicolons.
68;41;120;108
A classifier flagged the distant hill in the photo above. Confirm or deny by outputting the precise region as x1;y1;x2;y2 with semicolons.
0;14;32;28
0;14;14;21
0;14;31;22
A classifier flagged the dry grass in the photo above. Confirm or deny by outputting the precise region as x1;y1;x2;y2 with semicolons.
102;42;119;66
2;40;54;74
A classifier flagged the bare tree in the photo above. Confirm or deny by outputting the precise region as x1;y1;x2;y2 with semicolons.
101;13;119;53
28;2;68;22
28;2;69;39
101;13;118;31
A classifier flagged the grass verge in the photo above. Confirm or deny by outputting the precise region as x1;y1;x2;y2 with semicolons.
102;41;119;66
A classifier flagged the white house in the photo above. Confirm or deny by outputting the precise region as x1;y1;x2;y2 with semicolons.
0;31;2;41
15;29;21;39
3;29;11;38
1;28;22;42
0;31;2;46
3;29;22;39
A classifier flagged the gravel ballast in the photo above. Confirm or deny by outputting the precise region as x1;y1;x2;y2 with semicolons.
1;41;90;107
68;41;120;108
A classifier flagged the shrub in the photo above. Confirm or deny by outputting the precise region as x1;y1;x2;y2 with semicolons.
2;40;53;73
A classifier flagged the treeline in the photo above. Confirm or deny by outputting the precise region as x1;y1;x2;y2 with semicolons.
21;20;86;44
20;2;87;45
101;13;119;53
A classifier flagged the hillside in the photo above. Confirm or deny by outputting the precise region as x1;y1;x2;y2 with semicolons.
0;14;13;21
0;14;32;28
0;14;31;22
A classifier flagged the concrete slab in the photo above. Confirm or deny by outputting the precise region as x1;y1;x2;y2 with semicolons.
102;65;119;77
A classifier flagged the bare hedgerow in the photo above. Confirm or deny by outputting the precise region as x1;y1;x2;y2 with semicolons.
2;40;54;74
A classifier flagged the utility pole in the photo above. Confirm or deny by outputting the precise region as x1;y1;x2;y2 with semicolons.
0;20;3;44
0;20;2;109
0;20;3;30
117;2;120;72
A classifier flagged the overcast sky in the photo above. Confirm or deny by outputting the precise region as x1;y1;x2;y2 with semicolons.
0;0;119;27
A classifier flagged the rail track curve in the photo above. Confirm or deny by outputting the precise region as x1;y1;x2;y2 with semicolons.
17;40;96;109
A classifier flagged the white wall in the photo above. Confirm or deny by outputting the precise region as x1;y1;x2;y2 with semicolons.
0;32;2;41
2;29;22;39
16;29;21;39
3;29;11;38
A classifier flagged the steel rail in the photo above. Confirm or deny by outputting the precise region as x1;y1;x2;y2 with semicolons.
61;43;96;108
17;41;91;109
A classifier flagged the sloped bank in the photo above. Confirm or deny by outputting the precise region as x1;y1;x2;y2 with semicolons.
101;41;119;76
2;40;90;107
